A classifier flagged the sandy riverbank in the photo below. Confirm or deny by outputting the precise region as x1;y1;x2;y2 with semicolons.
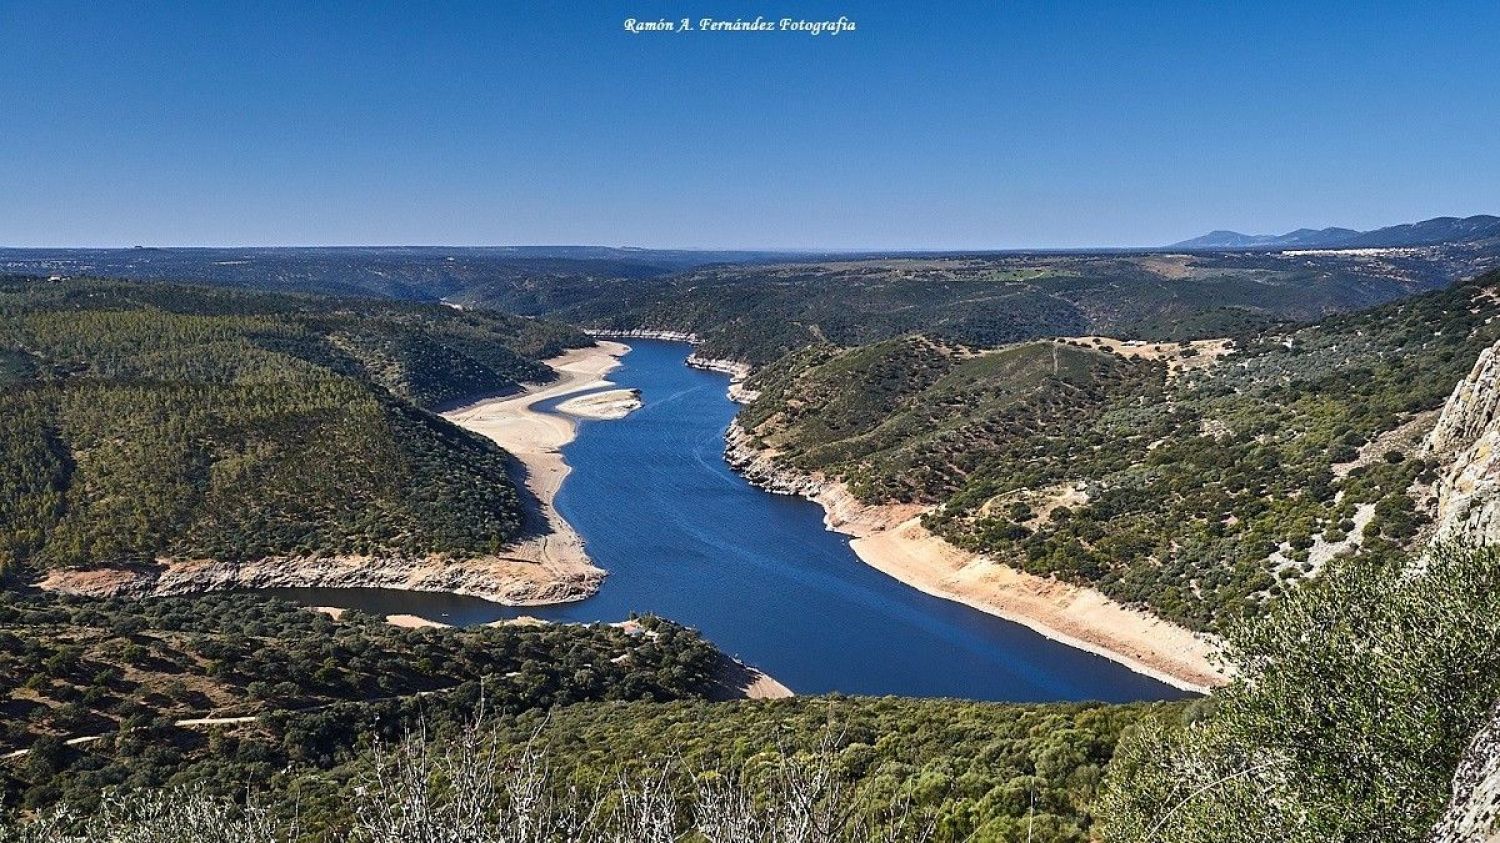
441;341;631;585
724;423;1226;694
848;514;1225;693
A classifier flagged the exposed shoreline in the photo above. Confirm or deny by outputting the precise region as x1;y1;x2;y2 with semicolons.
584;328;755;397
38;554;601;605
440;340;636;593
722;420;1226;694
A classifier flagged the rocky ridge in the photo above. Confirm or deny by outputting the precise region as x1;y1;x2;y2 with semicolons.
1429;700;1500;842
1425;341;1500;545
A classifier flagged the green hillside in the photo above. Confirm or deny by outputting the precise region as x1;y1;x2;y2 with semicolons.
0;277;589;574
461;249;1489;365
740;270;1500;631
1100;544;1500;842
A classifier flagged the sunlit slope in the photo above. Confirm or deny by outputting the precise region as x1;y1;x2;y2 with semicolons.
738;270;1500;631
0;277;589;573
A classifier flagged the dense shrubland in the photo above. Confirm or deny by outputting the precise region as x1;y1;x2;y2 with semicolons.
741;270;1500;631
1099;543;1500;842
0;592;722;812
2;727;930;842
3;694;1169;842
0;276;589;574
8;538;1497;841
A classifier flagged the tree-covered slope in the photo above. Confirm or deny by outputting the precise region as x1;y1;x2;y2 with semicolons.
461;247;1497;365
739;270;1500;632
0;592;725;811
10;542;1499;842
741;336;1158;505
0;277;589;575
0;586;1174;842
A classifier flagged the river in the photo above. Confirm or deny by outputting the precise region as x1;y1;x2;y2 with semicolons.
264;340;1186;702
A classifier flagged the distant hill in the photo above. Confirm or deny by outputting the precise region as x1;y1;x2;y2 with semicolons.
464;248;1491;366
7;241;1499;370
1169;214;1500;250
1170;227;1361;250
0;246;804;302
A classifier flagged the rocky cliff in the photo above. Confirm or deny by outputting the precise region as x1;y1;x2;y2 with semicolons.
1424;340;1500;841
1429;700;1500;842
584;327;698;342
1425;341;1500;545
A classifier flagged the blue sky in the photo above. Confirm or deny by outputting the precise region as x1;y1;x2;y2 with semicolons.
2;0;1497;248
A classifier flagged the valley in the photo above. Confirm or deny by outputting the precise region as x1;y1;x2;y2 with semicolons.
8;3;1499;837
5;251;1500;841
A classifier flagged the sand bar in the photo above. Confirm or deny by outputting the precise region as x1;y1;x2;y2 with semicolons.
555;388;642;420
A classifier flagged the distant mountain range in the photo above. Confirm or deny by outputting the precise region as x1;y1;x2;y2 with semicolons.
1170;214;1500;250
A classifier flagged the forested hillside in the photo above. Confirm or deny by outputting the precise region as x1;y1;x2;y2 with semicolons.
739;270;1500;631
460;247;1496;365
0;276;588;575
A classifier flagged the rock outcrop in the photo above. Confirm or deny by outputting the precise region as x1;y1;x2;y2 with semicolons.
37;554;601;606
724;423;911;535
1429;701;1500;842
583;326;757;400
583;327;698;342
1425;341;1500;544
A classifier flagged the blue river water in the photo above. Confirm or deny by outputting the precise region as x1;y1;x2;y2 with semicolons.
266;340;1185;702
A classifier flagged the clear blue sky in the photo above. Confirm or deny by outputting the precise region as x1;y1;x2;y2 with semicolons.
2;0;1497;249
